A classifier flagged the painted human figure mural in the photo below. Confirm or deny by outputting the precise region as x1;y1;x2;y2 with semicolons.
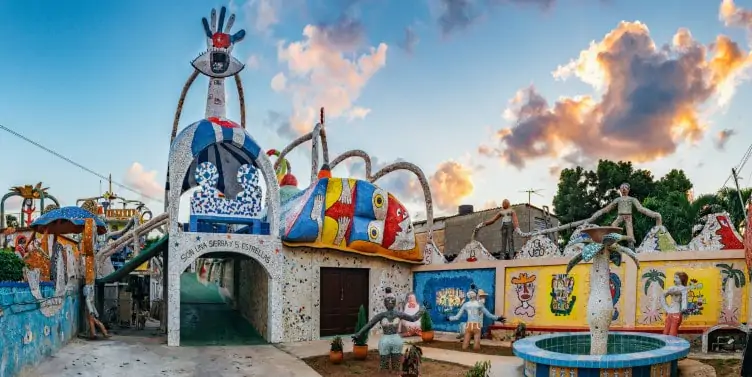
511;273;536;318
550;274;576;316
662;272;689;336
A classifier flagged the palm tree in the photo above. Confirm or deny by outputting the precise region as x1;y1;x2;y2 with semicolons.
566;229;638;355
642;269;666;314
717;263;746;311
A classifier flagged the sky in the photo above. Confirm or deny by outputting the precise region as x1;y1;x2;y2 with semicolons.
1;0;752;222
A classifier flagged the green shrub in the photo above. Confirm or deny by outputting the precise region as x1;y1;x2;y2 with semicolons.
354;305;368;346
465;360;491;377
420;310;433;332
0;249;26;282
330;336;344;352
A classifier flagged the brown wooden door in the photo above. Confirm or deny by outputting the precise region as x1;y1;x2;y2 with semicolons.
320;268;369;337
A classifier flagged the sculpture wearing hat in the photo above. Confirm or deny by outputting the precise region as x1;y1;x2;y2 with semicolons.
352;288;425;371
400;292;422;336
457;289;490;339
447;285;505;350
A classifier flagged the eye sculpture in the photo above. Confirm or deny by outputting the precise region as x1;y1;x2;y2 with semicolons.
191;7;246;78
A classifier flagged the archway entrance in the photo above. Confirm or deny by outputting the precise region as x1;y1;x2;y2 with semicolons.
179;252;270;346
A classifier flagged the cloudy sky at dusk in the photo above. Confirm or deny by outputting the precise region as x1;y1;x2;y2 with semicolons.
1;0;752;221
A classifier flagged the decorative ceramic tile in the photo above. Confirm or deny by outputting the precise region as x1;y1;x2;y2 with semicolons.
650;362;670;377
549;366;577;377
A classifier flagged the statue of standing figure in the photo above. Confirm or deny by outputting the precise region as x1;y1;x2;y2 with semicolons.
663;271;689;336
352;288;425;371
475;199;521;260
446;286;505;350
83;285;110;339
590;183;662;248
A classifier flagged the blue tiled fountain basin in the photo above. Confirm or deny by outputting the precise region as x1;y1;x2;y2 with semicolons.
513;332;690;377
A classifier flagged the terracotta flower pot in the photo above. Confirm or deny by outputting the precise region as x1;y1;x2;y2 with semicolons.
421;330;434;342
329;351;344;364
353;345;368;360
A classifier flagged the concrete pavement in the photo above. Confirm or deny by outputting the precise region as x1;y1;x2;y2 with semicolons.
22;336;321;377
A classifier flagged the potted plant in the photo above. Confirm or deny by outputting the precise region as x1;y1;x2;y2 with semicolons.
329;336;344;364
353;305;369;360
420;310;434;342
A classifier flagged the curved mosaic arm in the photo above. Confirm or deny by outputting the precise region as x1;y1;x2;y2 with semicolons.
234;74;246;129
274;122;330;182
0;192;20;228
170;70;200;143
330;150;373;180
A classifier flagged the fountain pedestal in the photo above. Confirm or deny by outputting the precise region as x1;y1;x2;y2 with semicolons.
513;332;689;377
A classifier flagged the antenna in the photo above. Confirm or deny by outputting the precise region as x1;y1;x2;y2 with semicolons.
519;188;544;205
519;188;544;234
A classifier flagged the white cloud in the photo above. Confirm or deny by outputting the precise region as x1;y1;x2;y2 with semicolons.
123;162;164;200
270;72;287;92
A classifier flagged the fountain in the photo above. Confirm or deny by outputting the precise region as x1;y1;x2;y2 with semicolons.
512;226;690;376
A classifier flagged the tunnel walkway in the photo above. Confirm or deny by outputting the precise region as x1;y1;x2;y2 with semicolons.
179;273;265;346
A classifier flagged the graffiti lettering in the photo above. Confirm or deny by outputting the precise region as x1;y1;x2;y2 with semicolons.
179;240;271;265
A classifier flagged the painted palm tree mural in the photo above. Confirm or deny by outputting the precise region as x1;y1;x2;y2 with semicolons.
717;263;746;323
640;269;666;324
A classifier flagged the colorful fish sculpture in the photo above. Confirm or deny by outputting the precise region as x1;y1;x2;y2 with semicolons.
280;177;422;263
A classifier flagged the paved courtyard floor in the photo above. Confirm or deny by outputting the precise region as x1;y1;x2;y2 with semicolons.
22;335;320;377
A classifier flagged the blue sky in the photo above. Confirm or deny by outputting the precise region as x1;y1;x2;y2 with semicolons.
1;0;750;221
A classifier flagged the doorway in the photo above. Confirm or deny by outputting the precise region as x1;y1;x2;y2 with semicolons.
319;268;370;337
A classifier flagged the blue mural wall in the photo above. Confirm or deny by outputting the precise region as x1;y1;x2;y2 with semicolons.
0;282;79;377
413;268;496;333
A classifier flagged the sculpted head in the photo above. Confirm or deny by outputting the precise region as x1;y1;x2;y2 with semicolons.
502;199;510;209
674;272;688;287
384;287;396;310
619;183;630;197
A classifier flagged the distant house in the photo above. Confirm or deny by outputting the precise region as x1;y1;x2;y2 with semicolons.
413;204;560;261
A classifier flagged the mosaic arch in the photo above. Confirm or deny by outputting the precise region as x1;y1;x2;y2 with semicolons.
166;119;284;346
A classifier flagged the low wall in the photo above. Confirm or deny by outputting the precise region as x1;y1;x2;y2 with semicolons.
0;282;80;377
412;250;748;347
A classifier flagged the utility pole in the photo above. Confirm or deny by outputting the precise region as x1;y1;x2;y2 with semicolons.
732;168;748;225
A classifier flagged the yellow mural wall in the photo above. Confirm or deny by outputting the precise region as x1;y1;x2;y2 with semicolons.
504;264;627;327
636;260;747;328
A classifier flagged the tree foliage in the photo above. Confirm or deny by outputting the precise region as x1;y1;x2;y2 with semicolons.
0;249;26;282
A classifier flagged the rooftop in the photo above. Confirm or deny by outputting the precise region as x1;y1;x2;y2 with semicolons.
413;202;558;225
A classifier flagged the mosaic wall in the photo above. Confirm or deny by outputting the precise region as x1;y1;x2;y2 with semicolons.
413;268;496;333
280;246;413;341
0;283;79;377
237;258;269;339
504;265;626;328
637;259;747;327
2;231;80;282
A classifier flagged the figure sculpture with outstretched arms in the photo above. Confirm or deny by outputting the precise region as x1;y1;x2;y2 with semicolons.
446;286;506;350
587;183;662;248
352;288;425;371
475;199;520;259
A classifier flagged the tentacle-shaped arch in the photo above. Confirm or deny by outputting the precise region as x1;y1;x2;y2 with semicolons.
329;150;373;180
371;161;435;234
274;122;330;182
170;70;200;142
234;73;246;129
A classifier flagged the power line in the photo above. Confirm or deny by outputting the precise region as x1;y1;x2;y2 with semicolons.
722;141;752;190
0;124;163;203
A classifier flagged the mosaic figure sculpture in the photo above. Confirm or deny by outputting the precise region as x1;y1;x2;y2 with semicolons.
352;288;425;371
662;272;689;336
456;288;490;339
446;286;505;350
566;227;639;355
84;284;110;339
589;183;662;248
400;292;422;336
475;199;520;259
